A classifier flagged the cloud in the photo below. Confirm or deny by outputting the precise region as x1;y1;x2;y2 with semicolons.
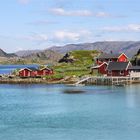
28;20;57;25
103;24;140;32
49;8;110;17
96;12;110;17
52;30;92;42
17;0;31;5
53;31;80;41
22;30;93;44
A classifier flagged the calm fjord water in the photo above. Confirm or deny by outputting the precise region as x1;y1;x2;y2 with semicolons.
0;84;140;140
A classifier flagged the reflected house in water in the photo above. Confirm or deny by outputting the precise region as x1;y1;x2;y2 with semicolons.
19;67;53;77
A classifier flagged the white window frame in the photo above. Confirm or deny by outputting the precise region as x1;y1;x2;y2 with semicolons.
120;70;124;75
108;70;112;75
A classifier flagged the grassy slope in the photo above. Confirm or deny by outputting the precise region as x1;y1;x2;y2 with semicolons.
53;50;100;78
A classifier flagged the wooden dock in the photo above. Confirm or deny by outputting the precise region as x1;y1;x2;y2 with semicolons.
75;76;140;86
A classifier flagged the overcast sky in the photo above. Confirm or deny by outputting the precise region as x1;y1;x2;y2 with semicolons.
0;0;140;52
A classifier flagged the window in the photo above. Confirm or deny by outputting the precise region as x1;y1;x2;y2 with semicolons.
108;70;112;74
120;70;124;75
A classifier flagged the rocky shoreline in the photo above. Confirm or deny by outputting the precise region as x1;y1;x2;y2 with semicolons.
0;76;77;84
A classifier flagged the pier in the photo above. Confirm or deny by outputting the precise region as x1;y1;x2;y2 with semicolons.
75;76;140;86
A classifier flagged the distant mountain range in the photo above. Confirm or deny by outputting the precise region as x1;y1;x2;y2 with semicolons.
1;41;140;64
14;41;140;58
21;49;62;64
15;50;41;57
48;41;140;57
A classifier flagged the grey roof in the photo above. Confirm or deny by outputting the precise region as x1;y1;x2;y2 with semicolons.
26;67;38;71
40;67;52;71
128;66;140;70
98;53;120;59
107;62;130;71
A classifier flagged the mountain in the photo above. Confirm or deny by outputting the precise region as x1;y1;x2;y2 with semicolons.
15;50;41;57
0;49;17;57
1;41;140;64
14;41;140;58
0;48;61;64
48;41;140;57
21;50;62;64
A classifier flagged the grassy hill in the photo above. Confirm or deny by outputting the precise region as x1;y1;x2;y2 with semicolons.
54;50;100;77
69;50;99;65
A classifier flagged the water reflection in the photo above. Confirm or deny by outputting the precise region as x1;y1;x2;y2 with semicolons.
125;85;140;108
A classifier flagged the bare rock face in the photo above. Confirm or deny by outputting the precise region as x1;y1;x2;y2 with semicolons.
0;48;17;57
15;50;41;57
58;53;74;63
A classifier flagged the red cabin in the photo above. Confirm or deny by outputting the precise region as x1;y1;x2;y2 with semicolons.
96;53;128;65
91;52;129;76
106;62;131;76
37;68;53;76
19;67;54;77
19;67;38;77
91;62;108;75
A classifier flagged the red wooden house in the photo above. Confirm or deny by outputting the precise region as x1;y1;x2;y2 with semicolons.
37;67;53;76
91;52;130;76
106;61;131;76
19;67;53;77
91;62;108;75
96;53;128;65
19;67;38;77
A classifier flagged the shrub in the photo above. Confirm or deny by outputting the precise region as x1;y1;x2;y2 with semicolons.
46;74;64;80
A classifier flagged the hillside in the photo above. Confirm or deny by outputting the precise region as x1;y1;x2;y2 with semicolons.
0;49;17;57
21;50;62;64
48;41;140;57
54;50;100;77
15;50;41;57
131;49;140;65
0;49;61;65
58;50;100;65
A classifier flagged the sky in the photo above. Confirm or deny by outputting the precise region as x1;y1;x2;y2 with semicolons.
0;0;140;53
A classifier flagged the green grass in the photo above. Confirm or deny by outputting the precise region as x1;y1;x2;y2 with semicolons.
45;73;64;80
69;50;99;66
53;50;100;78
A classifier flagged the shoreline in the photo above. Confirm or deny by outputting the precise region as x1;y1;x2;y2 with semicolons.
0;77;76;84
0;76;140;85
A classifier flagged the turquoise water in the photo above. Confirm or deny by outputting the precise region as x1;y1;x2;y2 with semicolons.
0;84;140;140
